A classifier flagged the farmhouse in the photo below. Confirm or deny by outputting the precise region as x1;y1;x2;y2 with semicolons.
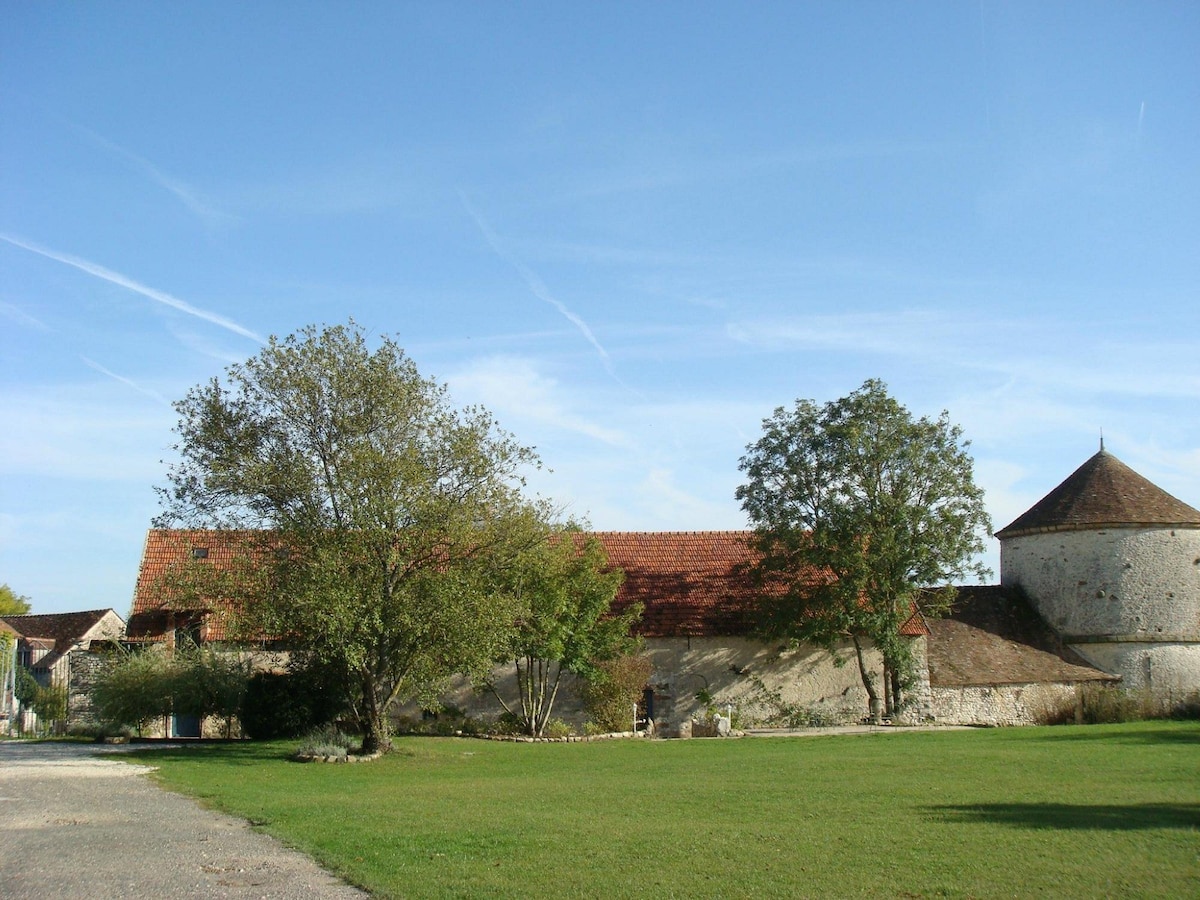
0;608;126;732
121;449;1198;734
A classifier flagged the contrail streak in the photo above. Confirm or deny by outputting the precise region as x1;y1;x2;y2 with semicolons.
458;191;614;371
81;356;171;405
65;118;232;224
0;233;261;342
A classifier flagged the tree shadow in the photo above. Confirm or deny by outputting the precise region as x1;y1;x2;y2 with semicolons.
1030;725;1200;746
129;740;293;767
927;802;1200;831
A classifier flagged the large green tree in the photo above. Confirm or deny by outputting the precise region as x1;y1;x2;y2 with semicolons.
736;379;991;722
0;584;32;615
156;322;549;753
485;529;637;737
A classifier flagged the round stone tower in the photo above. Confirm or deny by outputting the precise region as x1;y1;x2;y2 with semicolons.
996;449;1200;698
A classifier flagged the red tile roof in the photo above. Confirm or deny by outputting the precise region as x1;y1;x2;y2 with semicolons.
591;531;764;637
129;529;931;641
130;529;772;640
129;530;265;642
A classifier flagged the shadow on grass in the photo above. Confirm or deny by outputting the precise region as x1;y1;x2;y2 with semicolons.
1029;724;1200;746
129;740;295;766
928;802;1200;831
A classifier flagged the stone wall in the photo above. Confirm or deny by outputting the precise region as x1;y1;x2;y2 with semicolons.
1001;525;1200;703
421;636;890;732
67;649;117;730
930;682;1081;726
1069;641;1200;695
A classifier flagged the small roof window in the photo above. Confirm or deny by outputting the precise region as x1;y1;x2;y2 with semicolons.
191;547;210;559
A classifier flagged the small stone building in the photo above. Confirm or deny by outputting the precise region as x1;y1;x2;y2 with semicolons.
995;448;1200;706
921;586;1116;726
0;609;126;731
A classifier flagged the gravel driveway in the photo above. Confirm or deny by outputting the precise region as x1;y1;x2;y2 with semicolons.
0;740;368;899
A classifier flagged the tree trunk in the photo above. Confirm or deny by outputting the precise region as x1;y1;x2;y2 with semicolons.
360;676;392;754
890;667;903;716
884;662;894;718
852;635;882;724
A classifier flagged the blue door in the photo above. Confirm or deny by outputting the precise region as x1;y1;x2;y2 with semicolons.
173;714;201;738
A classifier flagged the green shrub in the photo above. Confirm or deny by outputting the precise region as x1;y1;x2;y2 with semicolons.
1170;690;1200;720
579;653;652;733
92;646;252;737
171;647;250;735
542;718;572;739
32;683;68;724
241;672;318;739
491;711;526;736
458;716;487;735
92;649;175;736
14;666;38;705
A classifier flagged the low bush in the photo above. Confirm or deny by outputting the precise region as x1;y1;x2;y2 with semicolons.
297;723;355;758
1169;690;1200;720
579;653;652;733
541;718;572;739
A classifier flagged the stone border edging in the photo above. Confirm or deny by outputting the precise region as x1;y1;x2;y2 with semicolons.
294;750;384;763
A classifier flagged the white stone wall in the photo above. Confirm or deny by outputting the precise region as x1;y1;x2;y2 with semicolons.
930;682;1080;726
643;636;878;727
1069;641;1200;695
426;636;886;731
1001;527;1200;638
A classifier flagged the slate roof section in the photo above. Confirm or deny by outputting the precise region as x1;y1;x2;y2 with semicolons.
0;609;126;671
0;610;119;649
996;450;1200;538
925;586;1115;687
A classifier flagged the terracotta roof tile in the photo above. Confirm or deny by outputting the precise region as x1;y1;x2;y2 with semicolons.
130;529;938;642
129;530;263;642
131;529;771;640
589;531;763;637
996;450;1200;538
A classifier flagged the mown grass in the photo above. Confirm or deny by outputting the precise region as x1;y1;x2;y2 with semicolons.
131;722;1200;898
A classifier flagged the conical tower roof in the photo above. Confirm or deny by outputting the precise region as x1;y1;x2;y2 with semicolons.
996;450;1200;539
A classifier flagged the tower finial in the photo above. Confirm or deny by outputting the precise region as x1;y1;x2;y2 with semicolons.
1100;429;1105;452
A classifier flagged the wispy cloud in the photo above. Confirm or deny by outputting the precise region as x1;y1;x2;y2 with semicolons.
68;120;234;225
0;234;262;342
448;355;630;447
0;300;52;332
80;356;171;406
457;191;616;375
726;309;1200;398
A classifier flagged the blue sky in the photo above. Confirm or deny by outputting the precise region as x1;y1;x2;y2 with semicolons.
2;3;1198;615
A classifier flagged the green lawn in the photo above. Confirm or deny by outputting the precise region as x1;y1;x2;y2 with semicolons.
131;722;1200;898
